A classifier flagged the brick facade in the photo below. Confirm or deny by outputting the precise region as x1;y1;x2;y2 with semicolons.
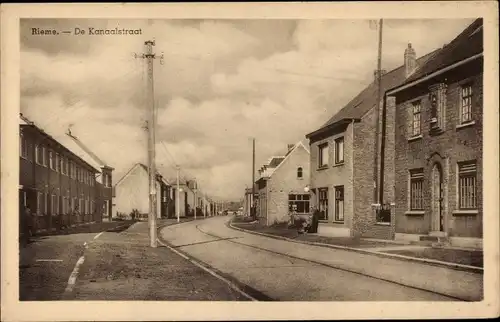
19;123;102;234
393;59;483;242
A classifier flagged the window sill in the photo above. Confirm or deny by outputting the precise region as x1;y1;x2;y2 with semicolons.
317;166;328;171
405;210;425;216
332;220;345;224
408;135;422;142
429;128;444;136
318;220;329;223
456;120;475;130
452;209;478;216
333;162;345;167
375;222;391;226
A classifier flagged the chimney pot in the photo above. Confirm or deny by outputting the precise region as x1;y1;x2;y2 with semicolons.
404;43;417;78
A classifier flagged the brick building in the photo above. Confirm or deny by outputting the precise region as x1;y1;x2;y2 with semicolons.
113;163;172;219
386;19;483;248
255;142;310;226
58;128;114;222
19;114;103;234
306;44;439;238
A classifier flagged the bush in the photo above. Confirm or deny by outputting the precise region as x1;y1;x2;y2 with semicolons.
130;209;140;221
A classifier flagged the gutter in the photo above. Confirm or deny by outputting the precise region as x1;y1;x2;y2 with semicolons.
386;52;483;95
305;118;358;140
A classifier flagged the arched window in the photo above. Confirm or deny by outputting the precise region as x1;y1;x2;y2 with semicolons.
297;167;303;179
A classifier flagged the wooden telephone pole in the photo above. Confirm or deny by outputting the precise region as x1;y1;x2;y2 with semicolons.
251;138;256;219
135;40;163;248
373;19;383;206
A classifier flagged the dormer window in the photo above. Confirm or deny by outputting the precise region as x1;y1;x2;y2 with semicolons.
297;167;303;179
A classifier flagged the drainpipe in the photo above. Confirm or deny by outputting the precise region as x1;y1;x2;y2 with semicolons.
378;95;387;206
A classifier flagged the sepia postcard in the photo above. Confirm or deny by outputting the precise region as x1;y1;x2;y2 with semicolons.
1;2;499;321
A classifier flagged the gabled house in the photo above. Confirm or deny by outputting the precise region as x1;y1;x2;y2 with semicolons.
113;163;172;219
255;142;310;226
386;19;483;248
305;43;440;238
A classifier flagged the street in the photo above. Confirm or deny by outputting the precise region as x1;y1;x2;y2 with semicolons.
160;217;483;301
19;219;249;301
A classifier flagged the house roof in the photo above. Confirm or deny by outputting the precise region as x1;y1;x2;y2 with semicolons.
19;114;100;173
268;141;310;178
403;18;483;84
114;162;171;187
306;48;440;139
66;130;114;171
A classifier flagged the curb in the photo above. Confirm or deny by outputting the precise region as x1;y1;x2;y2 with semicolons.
156;222;273;301
228;221;483;274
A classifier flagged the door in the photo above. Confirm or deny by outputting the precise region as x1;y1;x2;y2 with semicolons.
431;163;444;232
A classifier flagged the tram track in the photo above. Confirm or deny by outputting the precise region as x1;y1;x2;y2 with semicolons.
193;223;469;302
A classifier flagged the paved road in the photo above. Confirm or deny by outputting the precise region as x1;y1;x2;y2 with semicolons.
160;217;476;301
19;218;247;301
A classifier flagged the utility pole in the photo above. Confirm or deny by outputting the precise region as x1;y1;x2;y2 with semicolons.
251;138;256;219
176;165;180;223
135;40;163;248
373;19;383;206
193;178;197;220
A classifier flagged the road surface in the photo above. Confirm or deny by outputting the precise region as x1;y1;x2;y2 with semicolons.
159;216;477;301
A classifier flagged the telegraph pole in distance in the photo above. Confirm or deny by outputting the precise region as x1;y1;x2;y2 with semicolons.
251;138;256;219
193;178;197;220
372;19;383;207
135;40;162;248
176;165;180;223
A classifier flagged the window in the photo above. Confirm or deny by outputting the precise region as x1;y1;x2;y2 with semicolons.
318;143;329;168
35;145;40;164
85;199;89;214
79;198;84;213
410;169;424;210
460;84;473;124
297;167;303;179
37;192;43;214
104;200;110;217
20;133;28;159
412;101;421;136
51;195;58;215
91;201;95;214
106;174;112;187
318;188;329;220
65;158;69;176
72;197;77;213
41;146;47;166
44;193;48;214
55;153;60;172
333;186;344;222
335;137;344;164
288;194;310;214
458;161;477;209
49;150;54;170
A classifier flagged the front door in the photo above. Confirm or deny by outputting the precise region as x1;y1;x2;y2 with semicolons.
431;163;444;232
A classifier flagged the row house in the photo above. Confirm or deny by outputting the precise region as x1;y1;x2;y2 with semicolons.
63;129;114;221
386;18;483;249
305;43;437;238
19;114;103;233
113;163;173;219
255;142;310;226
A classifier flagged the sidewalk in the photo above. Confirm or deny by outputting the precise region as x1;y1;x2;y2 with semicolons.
231;220;483;269
65;218;250;301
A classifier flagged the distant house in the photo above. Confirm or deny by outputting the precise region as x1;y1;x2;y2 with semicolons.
19;114;102;233
113;163;171;219
305;43;439;238
166;178;196;218
387;19;483;248
255;142;310;226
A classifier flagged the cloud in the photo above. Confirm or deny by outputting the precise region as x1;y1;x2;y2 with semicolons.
20;18;475;200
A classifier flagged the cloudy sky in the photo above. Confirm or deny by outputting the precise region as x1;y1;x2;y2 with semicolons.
20;18;475;200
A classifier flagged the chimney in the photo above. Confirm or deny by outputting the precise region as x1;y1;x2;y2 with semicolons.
373;69;387;82
404;43;417;78
287;144;295;152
